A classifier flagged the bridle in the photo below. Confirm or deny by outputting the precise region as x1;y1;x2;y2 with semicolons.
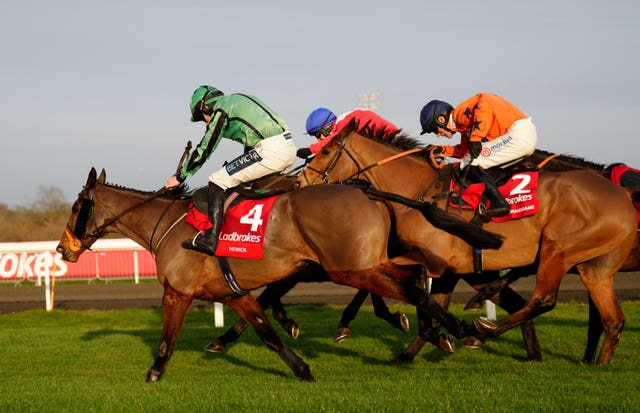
64;188;175;253
299;134;365;185
299;133;445;186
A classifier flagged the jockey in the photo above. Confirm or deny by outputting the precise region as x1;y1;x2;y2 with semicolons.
165;85;297;255
420;93;538;219
296;108;400;159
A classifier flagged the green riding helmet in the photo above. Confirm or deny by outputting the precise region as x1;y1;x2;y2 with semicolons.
190;85;224;122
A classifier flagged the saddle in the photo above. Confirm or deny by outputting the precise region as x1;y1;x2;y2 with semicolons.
191;183;287;214
446;160;539;210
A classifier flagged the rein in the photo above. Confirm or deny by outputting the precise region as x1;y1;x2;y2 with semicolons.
69;141;194;251
537;153;559;169
303;133;437;185
67;188;175;252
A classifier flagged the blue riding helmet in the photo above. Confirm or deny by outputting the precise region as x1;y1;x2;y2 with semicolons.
305;108;337;134
420;100;453;135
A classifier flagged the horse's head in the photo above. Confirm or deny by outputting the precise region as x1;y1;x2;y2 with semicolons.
56;167;106;262
296;128;362;188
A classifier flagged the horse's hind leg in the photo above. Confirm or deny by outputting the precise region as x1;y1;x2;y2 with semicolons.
147;284;194;382
576;259;625;365
226;293;314;381
582;296;604;363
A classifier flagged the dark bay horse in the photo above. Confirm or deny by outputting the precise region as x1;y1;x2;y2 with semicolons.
56;167;502;381
297;128;637;365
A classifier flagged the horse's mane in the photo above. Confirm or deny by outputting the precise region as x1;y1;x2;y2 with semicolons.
102;181;194;200
342;119;428;159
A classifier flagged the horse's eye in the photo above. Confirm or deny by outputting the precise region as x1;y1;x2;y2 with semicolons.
321;149;330;155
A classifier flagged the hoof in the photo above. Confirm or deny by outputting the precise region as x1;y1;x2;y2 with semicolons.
473;317;498;335
204;339;225;353
333;327;352;343
395;311;410;332
286;322;300;340
146;369;162;382
463;336;485;349
438;334;456;353
463;297;485;312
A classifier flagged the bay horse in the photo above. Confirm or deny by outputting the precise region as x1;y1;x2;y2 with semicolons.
204;174;411;352
297;126;637;364
56;167;502;381
462;149;640;362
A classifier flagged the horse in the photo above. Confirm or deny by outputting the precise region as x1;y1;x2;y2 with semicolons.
461;149;640;362
297;125;637;365
466;149;640;303
56;167;503;381
204;174;411;352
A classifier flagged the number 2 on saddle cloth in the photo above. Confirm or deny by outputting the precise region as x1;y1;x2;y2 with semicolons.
448;170;540;223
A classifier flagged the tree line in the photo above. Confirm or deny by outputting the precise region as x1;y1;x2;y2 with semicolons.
0;186;71;242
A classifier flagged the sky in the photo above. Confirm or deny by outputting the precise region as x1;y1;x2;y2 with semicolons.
1;0;639;207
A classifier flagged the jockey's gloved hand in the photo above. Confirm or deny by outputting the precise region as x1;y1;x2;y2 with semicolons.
469;141;482;159
296;147;313;159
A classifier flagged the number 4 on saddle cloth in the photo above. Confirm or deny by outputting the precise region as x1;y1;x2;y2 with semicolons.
448;169;539;223
185;188;279;259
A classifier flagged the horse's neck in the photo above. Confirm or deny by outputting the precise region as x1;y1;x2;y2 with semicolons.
96;187;174;250
353;138;439;200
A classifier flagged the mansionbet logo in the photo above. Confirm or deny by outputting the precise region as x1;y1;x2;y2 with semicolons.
0;252;68;280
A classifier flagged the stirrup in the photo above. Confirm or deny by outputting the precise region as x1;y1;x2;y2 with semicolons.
181;231;215;255
478;204;510;220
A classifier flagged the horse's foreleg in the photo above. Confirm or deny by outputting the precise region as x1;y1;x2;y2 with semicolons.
371;294;410;333
205;318;250;353
463;271;542;361
335;291;411;343
334;289;369;343
147;284;193;382
331;263;490;340
205;277;301;352
270;298;300;340
474;244;565;339
398;275;458;360
226;294;314;382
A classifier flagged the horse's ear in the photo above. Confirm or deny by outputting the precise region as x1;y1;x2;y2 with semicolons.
97;169;106;183
338;118;358;139
86;167;97;188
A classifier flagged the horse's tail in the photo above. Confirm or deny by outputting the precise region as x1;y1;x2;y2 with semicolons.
364;188;503;250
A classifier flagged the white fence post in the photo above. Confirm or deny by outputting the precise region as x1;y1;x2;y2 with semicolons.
214;302;224;327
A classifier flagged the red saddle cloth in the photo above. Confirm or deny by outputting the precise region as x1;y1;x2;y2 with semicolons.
448;171;539;223
185;195;279;259
609;165;640;224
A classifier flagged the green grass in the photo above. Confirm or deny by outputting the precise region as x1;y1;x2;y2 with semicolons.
1;302;639;412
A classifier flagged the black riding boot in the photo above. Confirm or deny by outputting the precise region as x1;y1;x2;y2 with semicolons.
466;165;510;218
182;183;225;255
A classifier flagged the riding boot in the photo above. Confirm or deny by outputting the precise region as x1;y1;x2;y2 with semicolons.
182;182;225;255
466;165;510;219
